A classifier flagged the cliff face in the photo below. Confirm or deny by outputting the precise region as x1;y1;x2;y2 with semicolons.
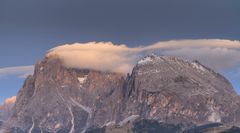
6;55;240;133
8;56;125;133
122;55;240;125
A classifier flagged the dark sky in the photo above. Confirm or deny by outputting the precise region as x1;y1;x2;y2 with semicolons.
1;0;240;65
0;0;240;103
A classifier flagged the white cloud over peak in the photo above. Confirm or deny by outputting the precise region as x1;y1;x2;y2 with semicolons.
47;42;140;73
47;39;240;74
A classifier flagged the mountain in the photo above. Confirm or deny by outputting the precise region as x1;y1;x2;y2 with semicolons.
5;55;240;133
6;56;124;133
122;55;240;125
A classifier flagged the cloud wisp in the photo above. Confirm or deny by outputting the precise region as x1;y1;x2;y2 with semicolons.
47;39;240;74
0;66;34;79
3;96;16;105
0;96;16;109
149;39;240;71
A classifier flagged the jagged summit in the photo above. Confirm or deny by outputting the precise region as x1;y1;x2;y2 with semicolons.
138;55;206;71
135;55;237;95
136;55;236;93
137;54;178;65
124;55;239;125
4;55;240;133
136;55;207;76
137;55;206;73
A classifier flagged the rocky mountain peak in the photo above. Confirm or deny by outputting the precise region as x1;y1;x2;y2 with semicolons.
137;55;185;66
124;55;240;125
5;55;240;133
7;55;125;132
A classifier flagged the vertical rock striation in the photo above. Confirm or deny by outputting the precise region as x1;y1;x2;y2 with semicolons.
6;55;240;132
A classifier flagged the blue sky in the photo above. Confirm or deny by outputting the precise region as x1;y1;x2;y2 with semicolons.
0;0;240;103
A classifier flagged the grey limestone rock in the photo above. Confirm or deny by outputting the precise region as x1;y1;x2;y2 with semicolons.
5;55;240;132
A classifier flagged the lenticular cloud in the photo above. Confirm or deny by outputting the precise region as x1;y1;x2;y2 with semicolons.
47;39;240;74
47;42;140;73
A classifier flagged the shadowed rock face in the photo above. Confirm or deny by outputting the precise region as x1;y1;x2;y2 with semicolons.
0;120;3;127
5;55;240;132
86;120;240;133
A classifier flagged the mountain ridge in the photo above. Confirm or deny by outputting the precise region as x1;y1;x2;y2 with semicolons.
2;55;240;133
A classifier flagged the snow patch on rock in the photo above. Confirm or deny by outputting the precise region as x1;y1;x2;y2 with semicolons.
138;69;161;75
78;75;88;87
70;98;92;114
68;105;75;133
78;75;88;84
138;57;154;65
207;103;221;123
119;115;139;126
208;111;221;123
192;62;206;72
70;98;92;133
28;117;35;133
55;123;62;129
104;121;116;127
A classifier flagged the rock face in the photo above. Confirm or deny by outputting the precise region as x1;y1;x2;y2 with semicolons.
86;119;240;133
122;56;240;125
6;55;240;133
8;56;125;133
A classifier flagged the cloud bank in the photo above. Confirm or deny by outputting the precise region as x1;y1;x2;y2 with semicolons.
0;96;16;109
0;66;34;79
4;96;16;105
47;39;240;74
